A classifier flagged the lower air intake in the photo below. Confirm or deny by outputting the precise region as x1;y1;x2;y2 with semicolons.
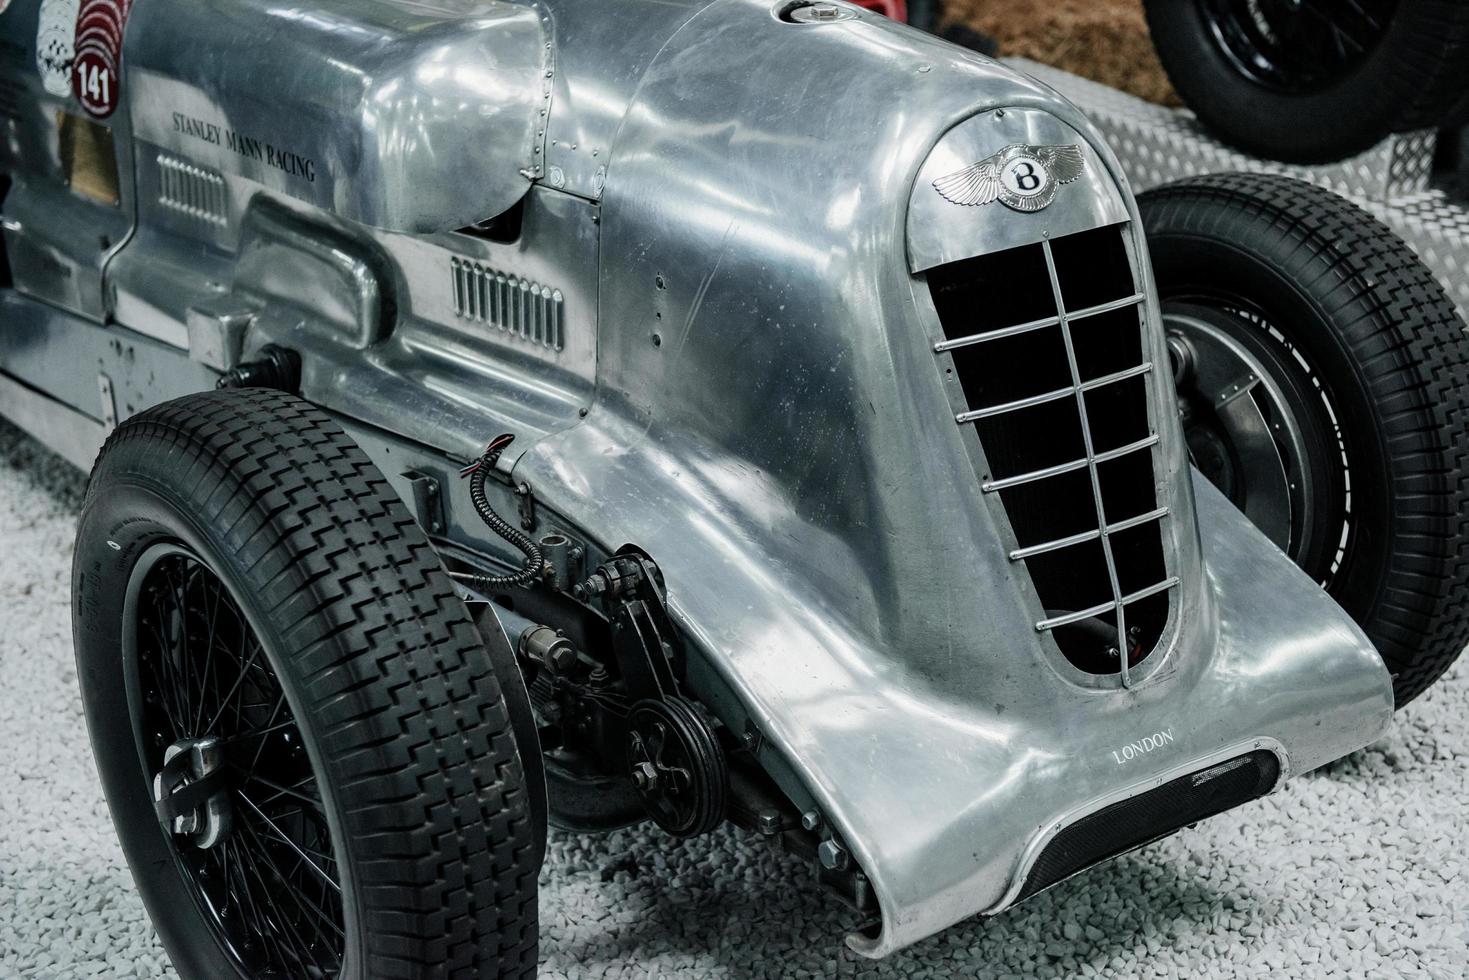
1017;750;1281;903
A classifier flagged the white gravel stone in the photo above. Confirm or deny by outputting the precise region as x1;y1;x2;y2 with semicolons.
1;417;1467;978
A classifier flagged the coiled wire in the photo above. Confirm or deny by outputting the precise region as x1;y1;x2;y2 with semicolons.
448;435;546;590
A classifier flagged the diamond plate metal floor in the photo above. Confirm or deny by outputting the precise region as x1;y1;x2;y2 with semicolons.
1009;60;1469;319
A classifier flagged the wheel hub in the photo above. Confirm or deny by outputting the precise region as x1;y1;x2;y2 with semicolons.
1165;305;1316;554
153;736;233;849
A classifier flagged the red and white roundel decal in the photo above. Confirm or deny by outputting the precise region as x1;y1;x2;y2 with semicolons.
70;0;133;118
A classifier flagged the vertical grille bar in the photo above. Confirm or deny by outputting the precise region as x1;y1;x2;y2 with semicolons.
1041;240;1132;688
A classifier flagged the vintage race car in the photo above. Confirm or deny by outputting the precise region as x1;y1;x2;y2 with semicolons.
2;0;1468;976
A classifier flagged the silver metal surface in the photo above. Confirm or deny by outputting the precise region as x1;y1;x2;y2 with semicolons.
125;0;550;234
908;109;1129;272
0;0;1398;958
0;370;108;471
95;372;115;430
1015;59;1469;320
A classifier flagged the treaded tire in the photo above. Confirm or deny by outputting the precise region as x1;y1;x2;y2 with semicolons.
73;388;540;978
1140;174;1469;707
1144;1;1469;162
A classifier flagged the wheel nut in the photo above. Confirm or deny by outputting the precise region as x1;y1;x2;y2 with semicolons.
632;761;659;791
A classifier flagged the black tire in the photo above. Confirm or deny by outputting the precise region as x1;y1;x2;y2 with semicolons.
905;0;941;34
1144;0;1469;162
1140;173;1469;707
73;388;540;978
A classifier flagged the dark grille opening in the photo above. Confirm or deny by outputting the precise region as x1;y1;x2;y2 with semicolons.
949;326;1072;407
931;244;1055;334
1098;452;1159;524
1050;224;1136;309
1084;377;1153;453
1123;592;1170;665
973;399;1086;481
926;227;1176;683
1017;750;1280;903
998;469;1098;544
1072;307;1145;381
1026;540;1114;615
1111;523;1168;597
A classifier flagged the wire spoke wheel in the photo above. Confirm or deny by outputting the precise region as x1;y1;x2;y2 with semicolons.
124;546;345;979
77;389;540;978
1142;174;1469;706
1198;0;1399;92
1163;300;1349;587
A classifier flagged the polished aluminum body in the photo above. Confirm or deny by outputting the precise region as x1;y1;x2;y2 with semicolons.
0;0;1393;957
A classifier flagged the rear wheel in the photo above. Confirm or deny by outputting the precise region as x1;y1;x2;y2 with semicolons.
74;388;541;978
1140;174;1469;706
1145;0;1469;162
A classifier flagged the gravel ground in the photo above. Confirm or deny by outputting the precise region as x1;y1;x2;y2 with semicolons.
1;417;1466;979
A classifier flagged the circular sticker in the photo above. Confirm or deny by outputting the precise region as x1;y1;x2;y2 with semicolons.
35;0;80;97
72;48;117;116
1000;155;1051;200
70;0;132;118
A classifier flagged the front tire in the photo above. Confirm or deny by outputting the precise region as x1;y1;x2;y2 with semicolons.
1140;174;1469;707
73;388;540;978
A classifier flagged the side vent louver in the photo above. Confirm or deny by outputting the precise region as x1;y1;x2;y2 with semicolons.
927;225;1176;686
450;258;565;352
157;154;228;226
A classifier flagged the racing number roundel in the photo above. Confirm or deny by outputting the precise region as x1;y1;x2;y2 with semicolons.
70;0;133;118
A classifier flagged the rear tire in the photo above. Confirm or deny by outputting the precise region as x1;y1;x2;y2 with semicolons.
74;388;541;978
1140;174;1469;707
1144;0;1469;162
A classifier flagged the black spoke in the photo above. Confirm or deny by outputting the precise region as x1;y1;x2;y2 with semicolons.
1201;0;1398;93
238;791;341;895
127;549;345;977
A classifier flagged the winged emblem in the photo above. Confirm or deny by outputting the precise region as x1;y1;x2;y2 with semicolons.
932;144;1087;213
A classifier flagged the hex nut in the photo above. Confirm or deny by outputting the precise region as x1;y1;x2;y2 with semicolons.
817;838;849;871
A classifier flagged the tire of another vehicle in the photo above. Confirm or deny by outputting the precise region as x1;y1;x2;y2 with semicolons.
1140;174;1469;707
73;388;541;978
905;0;941;35
1144;1;1469;163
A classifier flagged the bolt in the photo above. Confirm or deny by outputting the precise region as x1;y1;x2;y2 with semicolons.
631;761;658;791
818;838;849;871
757;810;783;836
546;642;577;674
801;809;823;832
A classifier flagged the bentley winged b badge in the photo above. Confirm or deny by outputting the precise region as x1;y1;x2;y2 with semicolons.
932;143;1086;213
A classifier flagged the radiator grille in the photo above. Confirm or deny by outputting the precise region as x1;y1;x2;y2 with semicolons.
157;154;228;226
928;225;1176;685
450;257;565;352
